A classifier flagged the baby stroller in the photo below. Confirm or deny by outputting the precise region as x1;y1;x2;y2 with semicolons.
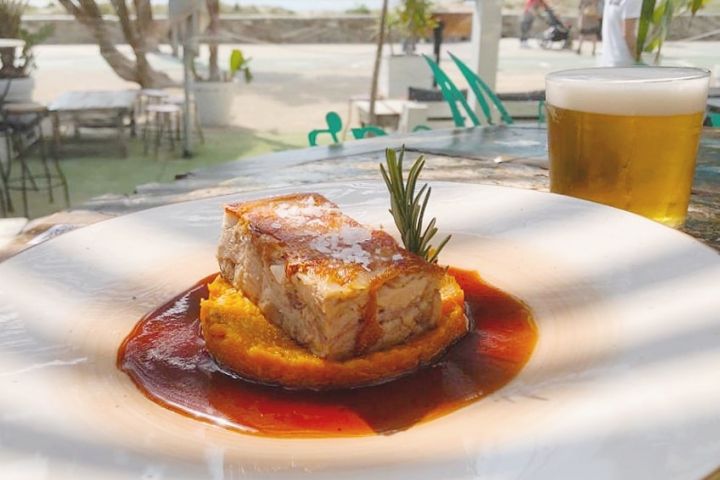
536;6;572;50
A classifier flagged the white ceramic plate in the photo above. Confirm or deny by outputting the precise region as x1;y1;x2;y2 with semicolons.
1;182;719;480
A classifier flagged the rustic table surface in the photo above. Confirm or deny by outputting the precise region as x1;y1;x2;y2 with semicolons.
47;89;139;157
48;90;138;112
2;125;719;259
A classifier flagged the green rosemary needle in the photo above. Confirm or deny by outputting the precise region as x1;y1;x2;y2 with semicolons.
379;145;451;264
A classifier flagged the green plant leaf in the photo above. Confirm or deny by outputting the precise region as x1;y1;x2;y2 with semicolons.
640;0;706;61
228;49;252;83
636;0;657;60
644;35;662;52
229;49;243;77
652;0;665;23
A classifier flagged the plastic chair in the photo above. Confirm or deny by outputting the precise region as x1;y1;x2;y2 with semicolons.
422;55;480;128
350;125;387;140
537;100;546;124
709;112;720;127
143;103;183;157
1;102;70;217
308;112;343;146
308;112;389;146
448;52;514;125
0;169;6;216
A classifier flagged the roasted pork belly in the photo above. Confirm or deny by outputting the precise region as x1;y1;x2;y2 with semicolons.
216;193;444;360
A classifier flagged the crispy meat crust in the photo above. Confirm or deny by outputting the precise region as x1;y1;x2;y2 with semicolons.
223;193;442;286
219;193;445;359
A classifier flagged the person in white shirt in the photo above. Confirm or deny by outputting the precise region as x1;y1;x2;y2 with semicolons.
599;0;643;66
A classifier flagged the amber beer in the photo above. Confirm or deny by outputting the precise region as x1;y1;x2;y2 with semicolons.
546;67;710;227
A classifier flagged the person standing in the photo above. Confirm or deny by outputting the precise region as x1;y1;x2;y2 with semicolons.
520;0;549;48
576;0;602;55
599;0;642;65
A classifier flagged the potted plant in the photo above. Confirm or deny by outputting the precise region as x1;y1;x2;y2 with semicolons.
192;0;252;127
193;47;252;126
381;0;436;98
636;0;710;64
0;0;52;103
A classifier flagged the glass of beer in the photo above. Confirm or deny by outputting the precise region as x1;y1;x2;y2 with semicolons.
546;67;710;228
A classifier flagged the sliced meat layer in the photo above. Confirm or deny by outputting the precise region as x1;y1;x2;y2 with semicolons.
217;193;444;360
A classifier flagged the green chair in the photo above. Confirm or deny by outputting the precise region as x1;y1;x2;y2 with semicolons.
448;52;514;125
350;125;387;140
537;100;546;124
422;54;480;128
308;111;343;146
308;111;390;146
709;112;720;127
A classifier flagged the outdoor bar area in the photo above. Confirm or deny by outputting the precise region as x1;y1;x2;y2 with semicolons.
1;0;720;478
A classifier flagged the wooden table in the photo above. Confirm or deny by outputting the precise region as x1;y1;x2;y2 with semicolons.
2;125;719;259
48;90;139;157
0;38;24;48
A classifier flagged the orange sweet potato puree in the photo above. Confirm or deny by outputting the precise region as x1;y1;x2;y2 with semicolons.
118;268;537;437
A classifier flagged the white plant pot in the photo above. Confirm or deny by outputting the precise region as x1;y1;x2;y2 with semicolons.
0;76;35;103
193;81;236;127
380;54;433;99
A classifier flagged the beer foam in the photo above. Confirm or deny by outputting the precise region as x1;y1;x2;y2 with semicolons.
546;67;709;116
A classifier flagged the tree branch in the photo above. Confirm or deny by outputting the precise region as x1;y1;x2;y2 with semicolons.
369;0;390;124
110;0;139;49
58;0;176;88
56;0;84;19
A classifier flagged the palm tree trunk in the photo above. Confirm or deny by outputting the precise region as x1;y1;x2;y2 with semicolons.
369;0;390;125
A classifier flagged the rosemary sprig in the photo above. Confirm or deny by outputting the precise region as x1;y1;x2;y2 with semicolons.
380;145;451;263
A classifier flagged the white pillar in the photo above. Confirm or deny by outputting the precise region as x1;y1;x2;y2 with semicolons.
470;0;502;91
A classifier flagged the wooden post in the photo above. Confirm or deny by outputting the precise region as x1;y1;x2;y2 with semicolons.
369;0;390;125
182;11;196;158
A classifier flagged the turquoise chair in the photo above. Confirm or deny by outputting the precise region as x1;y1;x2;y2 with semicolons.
422;54;480;128
537;100;546;124
351;125;387;140
425;54;545;125
710;112;720;127
308;111;343;146
448;52;514;125
308;112;388;146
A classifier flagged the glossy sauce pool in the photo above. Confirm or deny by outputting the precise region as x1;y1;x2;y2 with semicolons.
118;268;537;437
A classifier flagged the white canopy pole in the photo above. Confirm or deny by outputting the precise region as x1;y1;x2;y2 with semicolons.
470;0;502;110
170;0;201;158
181;11;196;158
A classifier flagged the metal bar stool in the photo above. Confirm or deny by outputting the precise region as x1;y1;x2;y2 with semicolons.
143;103;183;157
138;89;169;121
165;94;204;144
0;175;6;217
1;102;70;217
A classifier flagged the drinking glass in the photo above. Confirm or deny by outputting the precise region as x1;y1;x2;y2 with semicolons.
546;67;710;228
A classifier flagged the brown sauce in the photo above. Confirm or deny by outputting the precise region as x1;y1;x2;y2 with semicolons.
118;268;537;438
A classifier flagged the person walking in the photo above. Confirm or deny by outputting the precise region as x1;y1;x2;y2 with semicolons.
576;0;602;55
599;0;642;65
520;0;549;48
